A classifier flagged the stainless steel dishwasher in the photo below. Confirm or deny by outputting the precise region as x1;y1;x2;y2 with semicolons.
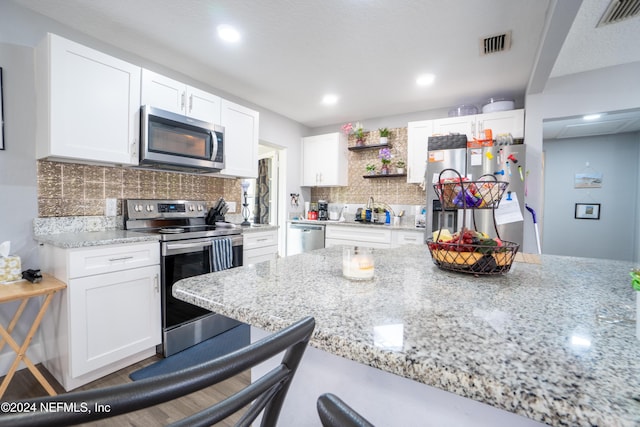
286;222;325;256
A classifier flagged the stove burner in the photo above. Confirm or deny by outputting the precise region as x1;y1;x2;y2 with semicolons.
159;227;186;234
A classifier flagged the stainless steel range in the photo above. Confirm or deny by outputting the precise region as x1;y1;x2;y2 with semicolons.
124;199;244;357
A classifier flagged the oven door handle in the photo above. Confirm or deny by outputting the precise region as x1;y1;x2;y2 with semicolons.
165;241;213;251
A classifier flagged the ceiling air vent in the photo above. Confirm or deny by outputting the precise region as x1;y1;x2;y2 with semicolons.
480;31;512;56
597;0;640;27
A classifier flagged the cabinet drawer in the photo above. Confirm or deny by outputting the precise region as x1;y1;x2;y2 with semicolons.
326;225;391;244
243;230;278;250
392;230;426;247
68;242;160;278
325;238;390;249
244;245;278;266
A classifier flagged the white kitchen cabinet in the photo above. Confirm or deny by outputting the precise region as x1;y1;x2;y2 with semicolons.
407;120;433;183
431;109;525;141
302;133;348;186
35;33;141;165
476;109;525;139
243;229;278;265
141;69;222;123
325;225;392;249
40;241;161;391
325;225;425;248
391;229;426;247
219;99;260;178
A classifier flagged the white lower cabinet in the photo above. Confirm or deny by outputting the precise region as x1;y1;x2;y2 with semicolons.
40;241;160;391
325;225;392;249
391;229;426;247
326;225;425;248
243;229;278;265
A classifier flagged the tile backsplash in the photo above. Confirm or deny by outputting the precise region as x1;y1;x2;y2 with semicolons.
310;127;425;205
37;160;242;217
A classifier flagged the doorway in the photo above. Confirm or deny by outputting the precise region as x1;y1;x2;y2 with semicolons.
250;148;279;225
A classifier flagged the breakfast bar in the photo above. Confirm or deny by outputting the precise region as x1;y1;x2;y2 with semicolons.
173;245;640;426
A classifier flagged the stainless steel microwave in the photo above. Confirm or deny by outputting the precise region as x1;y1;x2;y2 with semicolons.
139;105;224;173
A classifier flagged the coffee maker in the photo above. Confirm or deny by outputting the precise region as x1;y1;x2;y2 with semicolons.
318;200;329;221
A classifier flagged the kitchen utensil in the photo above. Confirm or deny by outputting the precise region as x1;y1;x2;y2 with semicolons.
482;98;514;113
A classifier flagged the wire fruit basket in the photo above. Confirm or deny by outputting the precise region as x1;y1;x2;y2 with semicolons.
427;169;519;275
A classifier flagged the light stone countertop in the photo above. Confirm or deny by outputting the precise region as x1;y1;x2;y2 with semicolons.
33;230;160;249
173;245;640;426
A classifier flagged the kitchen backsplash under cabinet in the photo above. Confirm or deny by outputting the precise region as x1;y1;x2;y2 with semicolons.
37;160;242;217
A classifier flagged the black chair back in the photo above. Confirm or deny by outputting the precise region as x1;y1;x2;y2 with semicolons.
317;393;375;427
1;316;315;427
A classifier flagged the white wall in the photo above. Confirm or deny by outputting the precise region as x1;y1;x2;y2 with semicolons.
0;42;43;375
543;132;639;261
524;62;640;257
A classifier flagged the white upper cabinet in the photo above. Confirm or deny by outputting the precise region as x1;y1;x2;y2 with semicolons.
407;120;433;184
432;109;525;140
476;109;525;139
219;99;260;178
141;69;221;123
35;33;141;165
302;132;348;187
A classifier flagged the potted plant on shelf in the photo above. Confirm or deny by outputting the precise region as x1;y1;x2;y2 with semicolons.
378;147;392;175
396;159;406;174
365;164;376;175
379;128;390;145
343;122;367;146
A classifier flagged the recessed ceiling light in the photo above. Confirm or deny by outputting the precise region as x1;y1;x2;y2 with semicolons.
583;114;602;121
322;94;339;105
416;73;435;86
217;24;241;43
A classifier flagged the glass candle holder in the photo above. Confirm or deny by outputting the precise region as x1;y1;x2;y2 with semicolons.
342;247;374;281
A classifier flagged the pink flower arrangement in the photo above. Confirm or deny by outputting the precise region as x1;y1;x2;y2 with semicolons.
341;122;353;135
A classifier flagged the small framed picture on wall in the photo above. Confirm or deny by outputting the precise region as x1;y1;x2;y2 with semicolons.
575;203;600;220
0;67;4;150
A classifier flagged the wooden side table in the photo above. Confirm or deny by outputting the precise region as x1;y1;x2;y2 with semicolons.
0;274;66;398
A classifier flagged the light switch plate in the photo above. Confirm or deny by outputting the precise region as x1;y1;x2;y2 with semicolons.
105;198;117;216
226;201;236;213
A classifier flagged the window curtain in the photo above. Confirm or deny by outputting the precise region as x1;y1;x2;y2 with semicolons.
253;158;270;224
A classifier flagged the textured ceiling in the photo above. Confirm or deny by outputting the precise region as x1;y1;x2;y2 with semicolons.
8;0;640;129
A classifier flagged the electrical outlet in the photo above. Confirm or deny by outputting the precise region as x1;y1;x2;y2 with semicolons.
105;198;117;216
226;201;236;213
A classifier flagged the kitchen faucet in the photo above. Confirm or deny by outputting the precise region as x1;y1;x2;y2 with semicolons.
367;196;374;209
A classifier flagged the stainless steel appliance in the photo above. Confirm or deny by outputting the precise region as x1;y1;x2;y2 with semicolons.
466;145;526;246
286;222;325;256
425;135;467;234
124;199;243;357
139;105;225;173
317;200;329;221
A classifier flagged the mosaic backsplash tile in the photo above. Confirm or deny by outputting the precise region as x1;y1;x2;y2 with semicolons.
37;160;242;217
311;127;425;205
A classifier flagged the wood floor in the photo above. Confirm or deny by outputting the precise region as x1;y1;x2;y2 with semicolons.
1;356;251;426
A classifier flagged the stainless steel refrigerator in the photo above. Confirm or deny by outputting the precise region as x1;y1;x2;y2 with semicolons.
425;139;526;247
466;144;526;246
425;136;467;236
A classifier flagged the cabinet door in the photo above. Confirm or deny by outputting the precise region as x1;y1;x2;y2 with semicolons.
187;86;222;123
43;34;141;165
407;120;433;183
432;116;476;140
219;99;260;178
391;229;425;247
69;265;161;377
140;69;186;114
477;109;525;139
301;133;347;186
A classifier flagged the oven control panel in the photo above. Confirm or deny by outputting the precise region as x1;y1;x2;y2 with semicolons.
125;199;208;219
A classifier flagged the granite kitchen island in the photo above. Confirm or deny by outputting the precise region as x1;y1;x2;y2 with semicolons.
173;245;640;426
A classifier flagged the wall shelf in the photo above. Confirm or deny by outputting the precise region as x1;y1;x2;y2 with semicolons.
363;173;407;179
348;143;391;151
